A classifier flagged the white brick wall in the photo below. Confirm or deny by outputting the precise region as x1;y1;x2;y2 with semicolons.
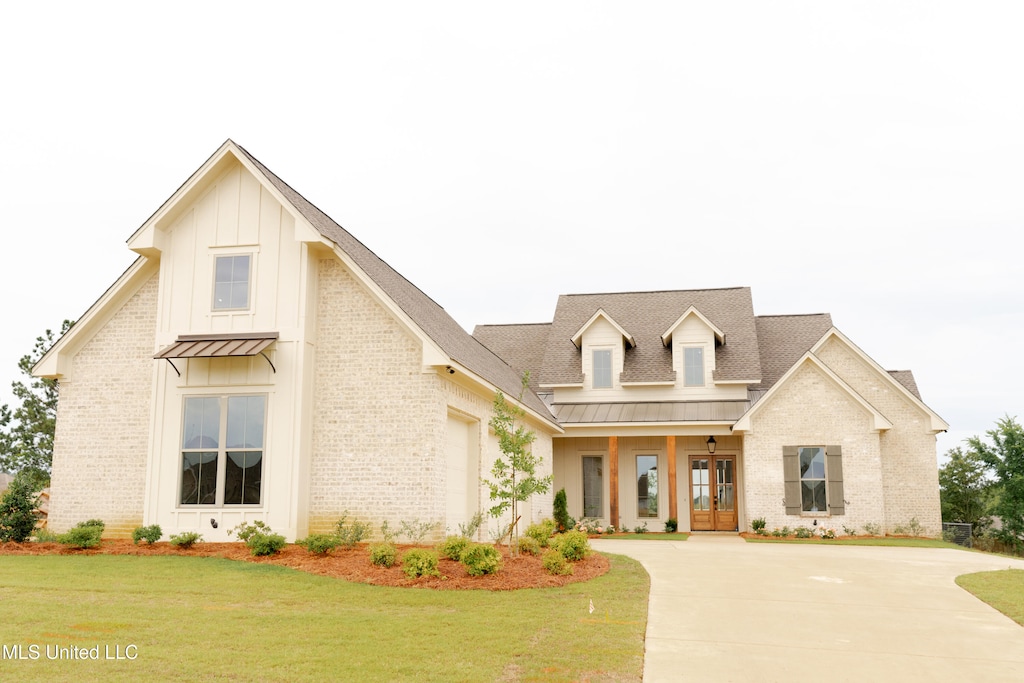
48;275;158;537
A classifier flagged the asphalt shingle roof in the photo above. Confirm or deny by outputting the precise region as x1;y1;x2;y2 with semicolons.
472;323;552;393
752;314;834;390
234;144;556;424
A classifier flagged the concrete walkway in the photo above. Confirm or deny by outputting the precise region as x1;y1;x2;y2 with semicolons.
592;536;1024;682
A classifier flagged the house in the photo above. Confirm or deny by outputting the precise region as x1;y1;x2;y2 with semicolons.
34;141;947;541
474;290;948;535
33;140;561;541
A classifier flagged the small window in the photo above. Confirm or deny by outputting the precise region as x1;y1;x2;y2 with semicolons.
213;255;251;310
637;455;658;518
799;447;827;512
592;349;612;388
684;347;704;386
181;395;265;506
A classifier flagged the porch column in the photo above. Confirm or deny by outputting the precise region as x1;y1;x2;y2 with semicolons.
667;435;677;523
609;436;619;529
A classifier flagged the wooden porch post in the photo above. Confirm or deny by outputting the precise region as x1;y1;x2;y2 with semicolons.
667;435;677;523
609;436;619;529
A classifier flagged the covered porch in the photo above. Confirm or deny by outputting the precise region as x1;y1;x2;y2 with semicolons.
551;433;744;533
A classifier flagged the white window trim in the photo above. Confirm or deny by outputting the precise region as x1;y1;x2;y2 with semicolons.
591;348;613;389
683;346;705;387
799;446;827;514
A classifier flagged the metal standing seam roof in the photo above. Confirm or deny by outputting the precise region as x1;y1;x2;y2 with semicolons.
551;400;751;424
154;333;279;359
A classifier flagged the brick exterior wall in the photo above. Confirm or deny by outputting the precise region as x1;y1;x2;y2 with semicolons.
48;274;158;537
743;361;886;535
814;338;942;535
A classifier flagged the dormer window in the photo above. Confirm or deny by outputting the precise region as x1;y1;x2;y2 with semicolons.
214;255;251;310
684;347;704;386
592;349;612;388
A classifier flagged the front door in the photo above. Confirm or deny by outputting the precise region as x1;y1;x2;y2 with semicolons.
689;455;737;531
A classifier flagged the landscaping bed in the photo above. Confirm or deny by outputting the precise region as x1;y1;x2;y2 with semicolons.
0;539;609;590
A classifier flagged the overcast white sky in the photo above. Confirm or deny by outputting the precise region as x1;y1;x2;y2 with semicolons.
1;2;1021;461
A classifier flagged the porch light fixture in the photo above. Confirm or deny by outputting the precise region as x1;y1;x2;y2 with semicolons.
706;436;717;454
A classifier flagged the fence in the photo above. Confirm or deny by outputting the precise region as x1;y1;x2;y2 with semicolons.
942;522;972;548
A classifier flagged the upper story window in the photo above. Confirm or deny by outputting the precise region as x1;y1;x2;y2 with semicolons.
592;349;612;388
683;347;704;386
213;255;251;310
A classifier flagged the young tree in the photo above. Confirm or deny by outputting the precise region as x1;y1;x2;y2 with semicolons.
969;415;1024;551
0;321;73;489
0;472;42;542
484;372;552;552
938;447;992;533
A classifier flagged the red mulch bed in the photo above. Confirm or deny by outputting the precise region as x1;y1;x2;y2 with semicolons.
0;540;609;591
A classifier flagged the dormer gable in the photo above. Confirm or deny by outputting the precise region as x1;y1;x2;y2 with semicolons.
661;306;725;347
571;309;635;349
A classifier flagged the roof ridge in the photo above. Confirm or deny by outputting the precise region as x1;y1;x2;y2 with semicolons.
756;313;831;319
561;286;749;297
475;322;552;328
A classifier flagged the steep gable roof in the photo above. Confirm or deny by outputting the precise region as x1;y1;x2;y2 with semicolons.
753;313;833;390
232;144;555;424
539;287;761;386
473;323;552;393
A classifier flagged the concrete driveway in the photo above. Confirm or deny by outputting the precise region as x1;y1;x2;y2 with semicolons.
591;536;1024;682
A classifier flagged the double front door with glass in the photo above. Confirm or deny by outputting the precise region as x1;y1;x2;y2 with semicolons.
689;455;737;531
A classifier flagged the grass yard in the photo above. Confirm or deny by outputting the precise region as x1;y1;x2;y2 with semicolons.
956;569;1024;627
0;553;648;682
610;533;689;541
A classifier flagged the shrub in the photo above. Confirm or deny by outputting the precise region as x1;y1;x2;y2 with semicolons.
336;514;371;548
169;532;203;549
517;535;542;556
633;524;648;534
794;526;813;538
664;517;678;533
437;535;470;560
525;519;556;547
297;533;341;556
79;519;106;531
401;548;440;578
542;549;573;575
131;524;162;545
551;530;590;561
456;512;484;539
863;523;881;536
370;542;398;567
0;475;41;543
461;543;502;576
229;520;285;556
941;528;957;543
399;519;438;543
553;488;571;532
33;528;59;543
58;525;103;550
907;518;923;537
842;525;857;536
751;517;767;533
820;528;836;539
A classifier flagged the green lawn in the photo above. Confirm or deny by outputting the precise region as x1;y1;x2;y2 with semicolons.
0;553;648;682
610;533;689;541
956;569;1024;626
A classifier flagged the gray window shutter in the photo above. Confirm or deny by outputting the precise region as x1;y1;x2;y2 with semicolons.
783;446;800;515
826;445;844;515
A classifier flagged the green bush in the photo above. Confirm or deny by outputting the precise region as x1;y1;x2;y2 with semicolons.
79;519;106;531
437;535;470;560
632;524;648;534
58;525;103;549
169;532;203;549
370;542;398;567
551;530;590;561
401;548;441;578
542;549;573;575
131;524;162;545
553;488;572;532
751;517;767;533
297;533;342;556
0;475;41;543
460;543;502;576
517;535;542;556
664;517;678;533
248;532;286;556
863;523;881;536
456;512;484;538
33;528;59;543
336;514;371;548
794;526;813;538
525;519;556;547
399;519;438;543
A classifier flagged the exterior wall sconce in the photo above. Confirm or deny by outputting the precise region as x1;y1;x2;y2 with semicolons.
707;436;717;454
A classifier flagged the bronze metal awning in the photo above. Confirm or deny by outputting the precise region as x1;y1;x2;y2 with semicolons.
154;332;279;375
